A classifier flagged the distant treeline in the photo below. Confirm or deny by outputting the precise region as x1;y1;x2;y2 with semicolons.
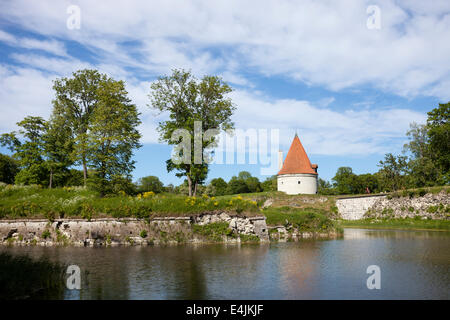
320;102;449;195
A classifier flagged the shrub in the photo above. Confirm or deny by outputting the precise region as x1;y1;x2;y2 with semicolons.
81;204;93;221
263;207;336;232
427;206;438;213
418;189;427;197
140;230;148;238
41;230;51;239
239;234;260;243
193;222;233;242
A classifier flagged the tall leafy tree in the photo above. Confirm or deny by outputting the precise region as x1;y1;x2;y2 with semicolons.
0;117;48;185
403;122;442;187
208;177;228;196
357;173;379;194
426;102;449;179
86;78;142;196
226;176;249;195
137;175;164;193
261;175;277;192
52;69;105;186
377;153;408;191
332;167;357;194
318;178;334;195
44;115;74;188
149;69;235;196
0;154;19;184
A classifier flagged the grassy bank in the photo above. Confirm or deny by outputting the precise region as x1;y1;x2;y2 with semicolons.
0;184;260;219
263;206;341;232
339;218;450;231
0;251;66;299
0;185;344;238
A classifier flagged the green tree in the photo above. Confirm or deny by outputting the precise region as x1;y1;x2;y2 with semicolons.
175;180;190;195
0;153;19;184
52;69;105;186
137;176;164;193
64;169;84;186
318;178;335;195
235;171;261;193
164;183;175;193
244;176;261;193
357;173;379;194
377;153;408;191
149;69;235;196
44;115;74;188
426;102;449;179
226;176;249;194
0;116;48;185
86;78;142;196
238;171;252;180
261;175;277;192
332;167;358;194
208;177;228;196
403;122;443;187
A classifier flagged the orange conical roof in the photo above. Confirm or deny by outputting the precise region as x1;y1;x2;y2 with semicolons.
278;134;317;175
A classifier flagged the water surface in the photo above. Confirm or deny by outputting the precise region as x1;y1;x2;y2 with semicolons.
2;228;449;299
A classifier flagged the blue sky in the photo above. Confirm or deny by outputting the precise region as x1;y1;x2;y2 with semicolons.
0;0;449;186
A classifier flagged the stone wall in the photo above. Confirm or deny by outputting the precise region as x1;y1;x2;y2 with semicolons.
336;191;449;220
0;213;269;246
365;191;449;219
336;195;386;220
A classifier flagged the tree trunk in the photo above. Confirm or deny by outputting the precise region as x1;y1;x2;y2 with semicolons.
187;175;193;197
48;168;53;189
82;158;87;187
193;182;198;197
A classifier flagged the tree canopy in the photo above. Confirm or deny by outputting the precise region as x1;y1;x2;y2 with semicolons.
149;69;235;196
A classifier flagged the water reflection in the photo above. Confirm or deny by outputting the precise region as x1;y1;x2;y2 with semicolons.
2;229;449;300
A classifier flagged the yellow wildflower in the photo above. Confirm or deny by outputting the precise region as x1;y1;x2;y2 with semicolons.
143;191;155;198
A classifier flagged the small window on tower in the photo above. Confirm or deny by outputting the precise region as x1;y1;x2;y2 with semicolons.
298;181;301;184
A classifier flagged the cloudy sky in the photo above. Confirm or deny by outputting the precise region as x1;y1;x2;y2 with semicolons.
0;0;449;184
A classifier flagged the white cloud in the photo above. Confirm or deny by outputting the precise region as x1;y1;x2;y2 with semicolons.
0;63;427;157
0;0;443;157
0;0;449;98
0;66;54;132
230;89;426;156
0;29;67;56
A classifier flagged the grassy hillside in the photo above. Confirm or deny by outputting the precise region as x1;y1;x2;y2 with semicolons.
1;184;447;232
0;184;261;220
0;185;342;233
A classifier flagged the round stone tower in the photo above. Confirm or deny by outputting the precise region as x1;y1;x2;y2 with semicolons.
277;134;318;195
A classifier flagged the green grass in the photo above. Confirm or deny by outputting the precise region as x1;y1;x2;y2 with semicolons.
339;218;450;231
192;222;235;241
239;234;260;242
263;206;338;232
0;251;66;299
0;185;260;219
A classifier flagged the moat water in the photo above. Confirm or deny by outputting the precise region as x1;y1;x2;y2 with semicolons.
2;228;449;299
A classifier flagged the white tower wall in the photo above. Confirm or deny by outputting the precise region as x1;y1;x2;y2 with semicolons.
277;173;318;195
